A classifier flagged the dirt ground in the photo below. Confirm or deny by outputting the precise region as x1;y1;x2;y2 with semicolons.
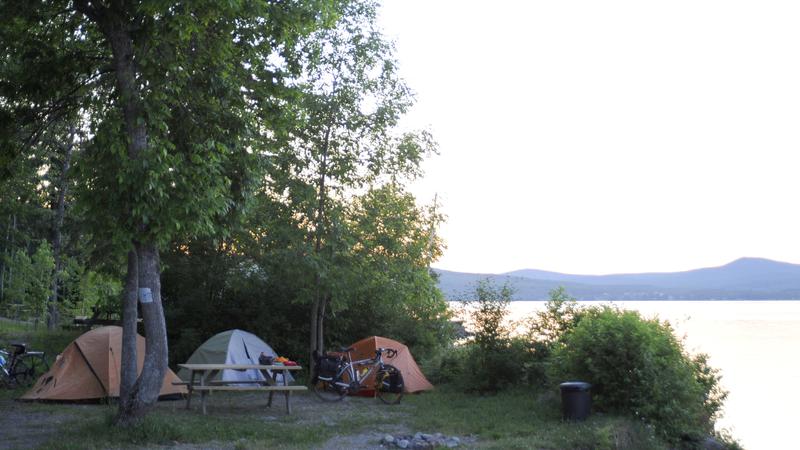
0;398;92;450
0;391;426;450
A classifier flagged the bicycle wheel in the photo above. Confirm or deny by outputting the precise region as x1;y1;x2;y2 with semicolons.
376;364;404;405
10;359;34;386
312;373;348;402
26;355;48;380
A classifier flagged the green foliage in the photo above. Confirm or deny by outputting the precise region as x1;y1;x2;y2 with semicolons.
518;287;585;385
470;279;513;352
162;184;451;367
74;269;122;318
430;286;731;444
3;241;54;322
549;305;727;442
525;286;583;346
440;279;528;392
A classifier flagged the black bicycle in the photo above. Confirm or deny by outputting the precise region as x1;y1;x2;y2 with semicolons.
312;347;404;404
0;343;49;388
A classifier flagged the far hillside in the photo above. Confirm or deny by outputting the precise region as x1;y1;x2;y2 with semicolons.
436;257;800;300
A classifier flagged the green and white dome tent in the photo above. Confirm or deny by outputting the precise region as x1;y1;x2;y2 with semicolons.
178;329;292;384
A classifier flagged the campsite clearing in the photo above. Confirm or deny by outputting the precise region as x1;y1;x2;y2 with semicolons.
0;386;668;450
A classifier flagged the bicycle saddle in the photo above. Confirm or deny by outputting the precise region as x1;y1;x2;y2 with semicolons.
10;343;26;355
338;346;354;353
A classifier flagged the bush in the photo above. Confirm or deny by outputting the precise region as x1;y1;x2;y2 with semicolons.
521;287;585;385
525;287;583;347
549;305;726;443
436;279;531;392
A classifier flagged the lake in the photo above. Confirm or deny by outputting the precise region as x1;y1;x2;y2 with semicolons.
452;300;800;450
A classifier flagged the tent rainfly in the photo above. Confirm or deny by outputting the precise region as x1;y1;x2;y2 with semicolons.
345;336;434;394
21;326;186;401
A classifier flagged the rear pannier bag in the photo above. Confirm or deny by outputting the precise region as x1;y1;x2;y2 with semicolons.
317;355;340;380
380;367;404;394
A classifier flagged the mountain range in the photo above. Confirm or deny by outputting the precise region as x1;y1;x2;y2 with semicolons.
434;257;800;300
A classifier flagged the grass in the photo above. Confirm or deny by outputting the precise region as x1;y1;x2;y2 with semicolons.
27;392;411;450
3;389;672;450
403;387;666;450
52;410;335;449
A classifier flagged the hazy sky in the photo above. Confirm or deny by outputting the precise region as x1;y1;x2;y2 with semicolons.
378;0;800;275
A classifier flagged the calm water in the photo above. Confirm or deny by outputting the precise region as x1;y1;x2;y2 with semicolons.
453;300;800;450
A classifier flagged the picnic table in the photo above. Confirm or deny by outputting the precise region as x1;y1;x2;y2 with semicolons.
177;363;307;415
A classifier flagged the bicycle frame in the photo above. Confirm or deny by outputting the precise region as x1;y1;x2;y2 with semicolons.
0;346;48;387
329;351;385;391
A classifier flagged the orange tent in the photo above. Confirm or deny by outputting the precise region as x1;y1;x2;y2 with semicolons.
345;336;433;395
21;326;186;401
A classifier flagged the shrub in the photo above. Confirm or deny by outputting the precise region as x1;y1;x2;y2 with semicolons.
549;305;726;443
521;287;585;385
437;279;531;392
525;287;583;346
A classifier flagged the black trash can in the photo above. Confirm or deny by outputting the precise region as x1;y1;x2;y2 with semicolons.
559;381;591;421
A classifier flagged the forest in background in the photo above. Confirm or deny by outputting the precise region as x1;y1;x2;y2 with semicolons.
0;0;451;372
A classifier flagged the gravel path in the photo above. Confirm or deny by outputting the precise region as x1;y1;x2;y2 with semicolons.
0;398;91;450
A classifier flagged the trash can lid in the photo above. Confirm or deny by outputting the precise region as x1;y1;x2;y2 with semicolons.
559;381;591;391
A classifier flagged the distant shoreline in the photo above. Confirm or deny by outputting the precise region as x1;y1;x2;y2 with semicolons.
449;298;800;302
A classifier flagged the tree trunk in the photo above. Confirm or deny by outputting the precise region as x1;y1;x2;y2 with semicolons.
75;1;168;423
47;129;75;330
310;292;320;369
116;242;168;424
309;127;331;370
317;293;330;352
117;248;138;416
0;216;10;303
6;214;15;314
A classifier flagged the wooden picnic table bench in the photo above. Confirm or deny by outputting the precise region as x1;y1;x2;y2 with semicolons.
177;363;307;415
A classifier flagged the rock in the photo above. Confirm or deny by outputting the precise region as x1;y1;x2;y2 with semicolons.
413;432;423;440
383;434;395;444
445;436;460;448
412;440;432;449
420;433;434;441
397;439;410;449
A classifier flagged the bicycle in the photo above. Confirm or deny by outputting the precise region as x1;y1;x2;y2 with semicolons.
312;346;404;404
0;343;49;388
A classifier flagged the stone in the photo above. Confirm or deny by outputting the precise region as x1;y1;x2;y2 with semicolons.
414;432;423;440
445;437;460;448
420;433;434;441
397;439;410;449
383;434;395;444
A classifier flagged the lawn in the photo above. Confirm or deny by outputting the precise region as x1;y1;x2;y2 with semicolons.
0;386;668;450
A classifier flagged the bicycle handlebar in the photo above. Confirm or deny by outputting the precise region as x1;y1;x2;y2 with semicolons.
376;348;398;359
